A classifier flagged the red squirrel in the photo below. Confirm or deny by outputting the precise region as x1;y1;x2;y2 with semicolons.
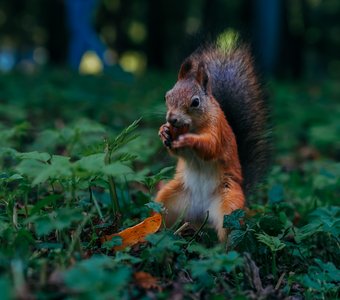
155;42;270;241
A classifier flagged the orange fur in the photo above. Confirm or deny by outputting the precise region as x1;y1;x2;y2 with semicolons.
155;177;184;226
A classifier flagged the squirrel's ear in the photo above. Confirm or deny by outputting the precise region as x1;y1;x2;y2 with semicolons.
178;58;192;80
196;62;210;94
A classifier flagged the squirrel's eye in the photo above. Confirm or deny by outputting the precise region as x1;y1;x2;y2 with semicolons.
190;96;200;108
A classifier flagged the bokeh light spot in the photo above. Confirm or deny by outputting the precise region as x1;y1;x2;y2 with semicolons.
79;51;103;75
119;51;146;74
128;22;147;44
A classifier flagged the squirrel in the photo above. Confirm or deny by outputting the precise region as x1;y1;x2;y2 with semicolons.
155;39;270;241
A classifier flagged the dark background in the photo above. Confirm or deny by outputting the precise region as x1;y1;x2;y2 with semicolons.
0;0;339;79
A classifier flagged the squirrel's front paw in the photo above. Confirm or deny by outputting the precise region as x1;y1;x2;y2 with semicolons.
172;134;195;149
159;124;173;148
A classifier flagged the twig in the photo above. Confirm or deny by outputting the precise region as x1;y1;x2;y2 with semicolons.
275;272;286;290
174;222;190;235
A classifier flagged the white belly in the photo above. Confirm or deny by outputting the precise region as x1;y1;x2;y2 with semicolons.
181;158;220;223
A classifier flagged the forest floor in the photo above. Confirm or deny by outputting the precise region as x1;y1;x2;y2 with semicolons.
0;70;339;299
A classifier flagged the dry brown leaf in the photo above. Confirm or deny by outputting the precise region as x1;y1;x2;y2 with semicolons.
134;271;161;290
100;212;162;251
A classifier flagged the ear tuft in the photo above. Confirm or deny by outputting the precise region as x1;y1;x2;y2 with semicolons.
196;62;210;94
178;58;193;79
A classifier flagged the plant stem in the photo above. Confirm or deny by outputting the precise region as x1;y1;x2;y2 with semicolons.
104;139;121;226
71;174;76;205
108;176;120;217
89;186;104;221
67;209;94;258
187;211;209;247
272;251;277;279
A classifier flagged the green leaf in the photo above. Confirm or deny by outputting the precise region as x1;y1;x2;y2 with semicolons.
8;174;24;181
32;155;72;185
295;206;340;242
228;229;248;248
75;153;105;173
17;151;51;162
101;236;123;250
102;162;132;177
145;201;163;213
299;259;340;294
145;232;186;261
0;147;18;157
16;154;73;185
31;129;60;152
256;233;286;252
315;259;340;282
27;208;83;236
30;195;62;216
113;252;142;264
186;243;220;256
223;209;245;230
108;119;141;153
64;255;131;299
188;251;242;279
16;159;47;179
141;166;174;191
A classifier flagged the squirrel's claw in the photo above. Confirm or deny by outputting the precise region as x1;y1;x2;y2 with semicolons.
159;124;173;148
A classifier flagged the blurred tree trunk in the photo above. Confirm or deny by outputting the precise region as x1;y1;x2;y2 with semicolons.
42;0;68;64
114;0;133;54
146;0;189;69
280;0;306;78
252;0;283;75
146;0;164;68
251;0;305;78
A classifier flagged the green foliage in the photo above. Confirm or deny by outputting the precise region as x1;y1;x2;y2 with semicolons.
63;255;132;299
0;71;339;299
145;231;186;260
141;166;174;192
223;209;245;230
296;206;340;242
256;233;285;252
101;236;123;250
27;208;83;236
299;259;340;299
188;250;242;278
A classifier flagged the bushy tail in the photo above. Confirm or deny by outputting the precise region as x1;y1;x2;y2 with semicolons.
189;34;271;195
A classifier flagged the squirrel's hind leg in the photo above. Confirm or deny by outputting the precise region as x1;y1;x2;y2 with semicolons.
155;179;185;227
212;181;245;242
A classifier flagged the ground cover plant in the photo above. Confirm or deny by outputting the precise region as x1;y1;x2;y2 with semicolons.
0;70;339;299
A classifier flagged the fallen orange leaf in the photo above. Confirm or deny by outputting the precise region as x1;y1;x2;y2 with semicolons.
134;271;160;290
100;212;162;251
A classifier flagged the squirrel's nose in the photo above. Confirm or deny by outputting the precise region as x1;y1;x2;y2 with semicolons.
168;117;178;126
